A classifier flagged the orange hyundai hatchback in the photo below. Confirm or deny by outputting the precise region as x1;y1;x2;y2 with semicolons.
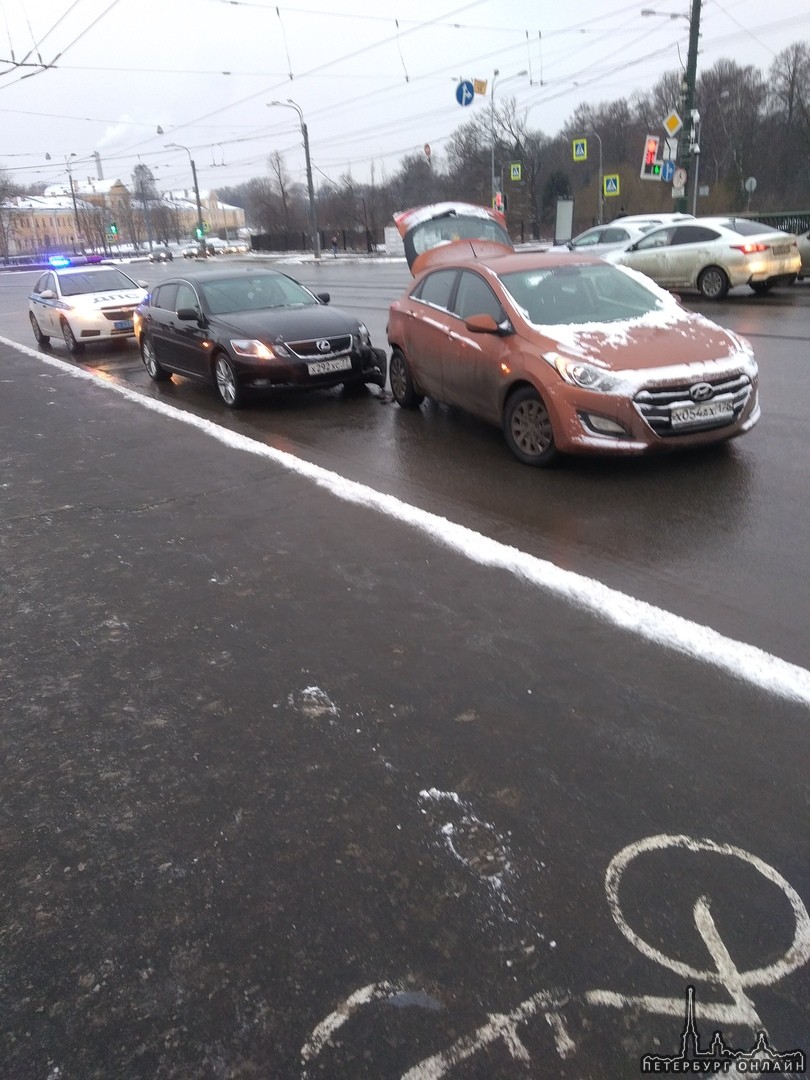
386;202;760;466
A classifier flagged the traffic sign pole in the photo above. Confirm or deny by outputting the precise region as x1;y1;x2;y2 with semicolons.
675;0;702;214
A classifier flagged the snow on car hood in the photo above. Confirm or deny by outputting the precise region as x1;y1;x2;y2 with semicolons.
526;308;757;388
511;268;757;384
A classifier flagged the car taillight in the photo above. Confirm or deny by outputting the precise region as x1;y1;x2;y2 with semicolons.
730;243;768;255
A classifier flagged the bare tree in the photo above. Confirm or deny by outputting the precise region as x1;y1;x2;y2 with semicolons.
268;151;292;230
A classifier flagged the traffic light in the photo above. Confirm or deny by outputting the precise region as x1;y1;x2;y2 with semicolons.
195;226;204;239
640;135;662;180
493;192;506;212
109;222;118;235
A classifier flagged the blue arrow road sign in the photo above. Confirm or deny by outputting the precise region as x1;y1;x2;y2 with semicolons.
456;80;474;107
661;160;676;182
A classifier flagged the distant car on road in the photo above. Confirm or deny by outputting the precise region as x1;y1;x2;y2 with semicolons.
182;242;205;259
149;246;174;262
29;261;147;353
134;267;386;408
604;217;801;299
386;201;760;466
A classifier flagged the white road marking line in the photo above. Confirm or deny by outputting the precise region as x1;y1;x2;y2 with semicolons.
5;335;810;709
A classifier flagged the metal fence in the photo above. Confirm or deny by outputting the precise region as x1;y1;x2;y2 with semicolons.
251;229;384;254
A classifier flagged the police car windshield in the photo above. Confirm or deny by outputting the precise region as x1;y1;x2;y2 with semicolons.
59;268;139;296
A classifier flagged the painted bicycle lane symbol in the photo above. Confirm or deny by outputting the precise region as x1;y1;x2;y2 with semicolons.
300;834;810;1077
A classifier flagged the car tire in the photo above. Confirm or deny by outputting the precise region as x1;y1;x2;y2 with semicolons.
750;281;772;295
30;312;50;346
214;353;244;408
140;335;171;381
61;318;84;354
503;386;558;467
697;266;729;300
389;348;424;408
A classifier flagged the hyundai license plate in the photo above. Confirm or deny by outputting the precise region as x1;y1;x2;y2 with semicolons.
671;400;733;428
307;357;352;375
114;319;133;331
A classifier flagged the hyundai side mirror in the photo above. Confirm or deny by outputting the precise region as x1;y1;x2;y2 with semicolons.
464;313;512;335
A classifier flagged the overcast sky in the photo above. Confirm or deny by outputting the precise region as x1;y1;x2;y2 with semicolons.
1;0;807;197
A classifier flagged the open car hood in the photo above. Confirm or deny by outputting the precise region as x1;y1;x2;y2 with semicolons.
393;201;514;274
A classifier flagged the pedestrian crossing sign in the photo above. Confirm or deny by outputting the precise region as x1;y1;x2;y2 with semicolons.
573;139;587;161
603;174;620;197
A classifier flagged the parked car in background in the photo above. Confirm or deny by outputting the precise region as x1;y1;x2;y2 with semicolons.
604;217;801;299
134;268;386;408
149;246;174;262
29;260;147;353
562;222;652;256
612;212;695;229
386;202;759;467
183;242;205;258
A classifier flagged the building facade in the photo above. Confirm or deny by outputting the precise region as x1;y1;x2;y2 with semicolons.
1;180;246;258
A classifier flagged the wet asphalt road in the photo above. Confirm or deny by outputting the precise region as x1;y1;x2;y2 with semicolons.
0;259;809;1078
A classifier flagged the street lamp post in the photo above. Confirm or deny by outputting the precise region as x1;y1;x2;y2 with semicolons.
65;156;82;253
590;132;604;224
165;143;205;256
268;100;321;259
47;152;81;252
490;69;499;207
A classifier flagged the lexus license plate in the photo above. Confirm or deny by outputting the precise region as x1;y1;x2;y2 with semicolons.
307;357;352;375
671;400;734;428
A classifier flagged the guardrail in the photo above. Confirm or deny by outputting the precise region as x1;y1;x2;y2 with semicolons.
737;211;810;234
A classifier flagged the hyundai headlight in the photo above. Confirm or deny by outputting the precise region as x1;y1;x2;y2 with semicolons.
547;352;620;393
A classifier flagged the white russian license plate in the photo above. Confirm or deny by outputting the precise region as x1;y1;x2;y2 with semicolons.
114;319;133;331
307;357;352;375
772;244;791;255
671;400;733;427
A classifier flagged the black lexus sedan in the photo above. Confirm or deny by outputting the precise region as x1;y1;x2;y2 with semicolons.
134;268;386;407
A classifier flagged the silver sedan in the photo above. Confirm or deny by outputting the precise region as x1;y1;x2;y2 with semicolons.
604;217;801;299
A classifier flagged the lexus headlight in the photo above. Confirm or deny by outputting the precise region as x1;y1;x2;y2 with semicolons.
547;352;620;393
230;339;277;360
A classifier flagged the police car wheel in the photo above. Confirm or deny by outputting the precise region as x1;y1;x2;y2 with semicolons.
30;312;50;346
61;319;84;354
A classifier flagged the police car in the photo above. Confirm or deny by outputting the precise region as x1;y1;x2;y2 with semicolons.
29;256;148;353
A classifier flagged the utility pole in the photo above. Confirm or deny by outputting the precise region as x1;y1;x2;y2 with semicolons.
267;101;321;259
675;0;702;214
